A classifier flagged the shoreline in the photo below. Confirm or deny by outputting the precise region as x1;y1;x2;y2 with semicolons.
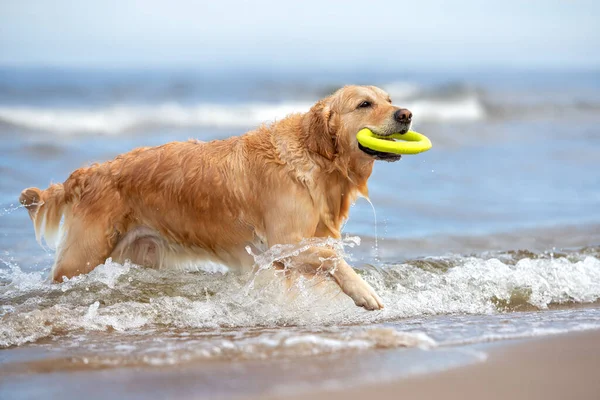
3;327;599;399
263;329;600;400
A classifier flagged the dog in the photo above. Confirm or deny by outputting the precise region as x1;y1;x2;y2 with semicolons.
20;85;412;310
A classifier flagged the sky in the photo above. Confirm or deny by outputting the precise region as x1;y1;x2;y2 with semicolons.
1;0;599;69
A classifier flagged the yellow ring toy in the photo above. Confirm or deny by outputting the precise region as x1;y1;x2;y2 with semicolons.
356;128;432;155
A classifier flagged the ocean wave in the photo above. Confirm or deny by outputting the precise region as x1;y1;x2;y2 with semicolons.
381;81;421;100
1;241;599;349
443;324;600;347
0;93;485;135
0;102;311;135
12;327;435;369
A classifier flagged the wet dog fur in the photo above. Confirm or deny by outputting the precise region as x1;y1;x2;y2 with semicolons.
20;85;412;310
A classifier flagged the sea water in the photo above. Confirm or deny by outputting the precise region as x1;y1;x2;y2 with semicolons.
1;67;599;397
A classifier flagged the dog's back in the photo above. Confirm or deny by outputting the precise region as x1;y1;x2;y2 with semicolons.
20;135;285;281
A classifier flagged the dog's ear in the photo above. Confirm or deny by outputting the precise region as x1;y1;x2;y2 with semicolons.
303;100;337;160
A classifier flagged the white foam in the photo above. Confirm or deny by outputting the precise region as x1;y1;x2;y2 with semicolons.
0;94;485;135
404;96;486;122
38;327;436;366
372;255;600;318
1;244;599;349
381;81;486;121
0;102;312;135
381;81;421;100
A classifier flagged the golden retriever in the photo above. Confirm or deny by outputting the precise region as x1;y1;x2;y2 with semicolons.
19;85;413;310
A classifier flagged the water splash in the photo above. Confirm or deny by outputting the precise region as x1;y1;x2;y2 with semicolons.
1;245;599;349
363;197;380;262
0;203;25;217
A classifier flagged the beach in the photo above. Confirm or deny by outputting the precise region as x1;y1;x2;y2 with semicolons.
1;68;600;399
2;324;599;399
263;329;600;400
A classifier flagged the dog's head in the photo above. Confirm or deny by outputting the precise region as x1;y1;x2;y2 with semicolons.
303;85;411;163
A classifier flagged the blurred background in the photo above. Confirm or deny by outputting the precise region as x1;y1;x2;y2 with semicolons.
1;0;599;266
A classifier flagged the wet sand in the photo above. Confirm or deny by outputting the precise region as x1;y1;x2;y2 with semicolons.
1;314;599;400
266;329;600;400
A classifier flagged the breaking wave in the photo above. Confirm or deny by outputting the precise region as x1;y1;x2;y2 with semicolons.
0;102;311;135
3;72;600;136
0;81;489;135
1;240;599;353
0;98;484;136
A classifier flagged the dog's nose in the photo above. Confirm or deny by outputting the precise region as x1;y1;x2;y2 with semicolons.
394;108;412;123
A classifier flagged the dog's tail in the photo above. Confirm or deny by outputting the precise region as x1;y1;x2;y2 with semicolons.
19;184;68;248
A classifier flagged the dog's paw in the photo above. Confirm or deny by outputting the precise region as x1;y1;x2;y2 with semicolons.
341;279;384;311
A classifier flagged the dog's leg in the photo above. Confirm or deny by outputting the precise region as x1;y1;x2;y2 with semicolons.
333;263;384;310
123;237;160;268
263;194;382;309
52;218;117;282
271;244;383;310
110;227;163;268
301;247;384;310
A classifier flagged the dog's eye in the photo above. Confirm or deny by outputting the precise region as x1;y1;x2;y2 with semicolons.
358;101;372;109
